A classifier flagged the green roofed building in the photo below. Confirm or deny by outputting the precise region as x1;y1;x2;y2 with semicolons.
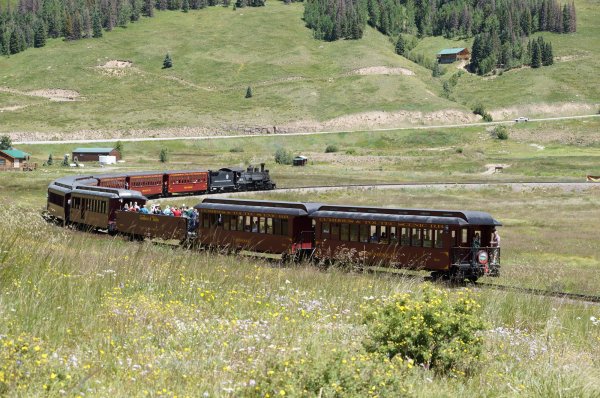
72;147;121;162
0;149;31;169
436;47;470;64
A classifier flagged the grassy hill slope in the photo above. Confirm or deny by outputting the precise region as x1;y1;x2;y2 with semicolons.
0;0;598;136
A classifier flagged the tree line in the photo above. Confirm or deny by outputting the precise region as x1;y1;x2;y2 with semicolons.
303;0;575;74
0;0;264;56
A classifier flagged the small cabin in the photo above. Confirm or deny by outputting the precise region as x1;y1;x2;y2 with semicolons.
72;147;121;162
293;156;308;167
0;149;33;170
436;47;470;64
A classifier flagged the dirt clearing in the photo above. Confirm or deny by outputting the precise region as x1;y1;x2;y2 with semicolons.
352;66;415;76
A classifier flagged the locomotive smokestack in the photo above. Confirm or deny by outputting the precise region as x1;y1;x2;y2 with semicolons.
261;163;265;172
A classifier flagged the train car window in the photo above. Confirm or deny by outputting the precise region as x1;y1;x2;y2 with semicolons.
389;226;398;244
244;216;251;232
330;223;340;240
229;215;237;231
281;219;289;235
266;218;273;234
322;223;330;234
359;225;369;243
259;217;266;234
379;226;388;244
223;215;231;230
423;229;433;248
461;229;468;246
273;218;281;235
350;224;359;242
340;224;349;241
411;228;422;247
401;228;410;246
236;216;243;231
203;214;210;228
434;230;444;248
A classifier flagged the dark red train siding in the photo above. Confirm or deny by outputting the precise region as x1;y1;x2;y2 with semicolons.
97;176;127;189
166;172;209;194
128;174;164;197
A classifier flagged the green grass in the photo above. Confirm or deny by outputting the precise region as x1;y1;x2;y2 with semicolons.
1;0;599;135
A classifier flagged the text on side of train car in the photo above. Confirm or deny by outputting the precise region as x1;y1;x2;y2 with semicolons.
317;218;446;229
201;209;289;219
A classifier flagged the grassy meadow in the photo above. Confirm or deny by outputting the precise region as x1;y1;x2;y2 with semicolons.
1;119;600;395
1;0;599;136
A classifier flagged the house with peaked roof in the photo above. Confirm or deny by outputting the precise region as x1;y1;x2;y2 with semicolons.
436;47;470;64
72;147;121;162
0;149;32;170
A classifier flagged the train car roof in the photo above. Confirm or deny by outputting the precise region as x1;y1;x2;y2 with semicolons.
94;173;129;180
313;205;501;226
48;184;73;195
71;187;147;201
164;170;209;175
311;210;470;226
197;198;323;214
196;202;310;216
125;171;165;177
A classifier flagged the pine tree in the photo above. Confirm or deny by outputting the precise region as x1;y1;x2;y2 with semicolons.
182;0;189;12
0;135;12;150
92;10;103;38
432;62;441;77
394;35;405;56
33;20;46;48
544;42;553;65
159;148;168;163
9;30;20;54
142;0;154;16
531;41;541;68
245;86;253;98
163;53;173;69
47;154;53;166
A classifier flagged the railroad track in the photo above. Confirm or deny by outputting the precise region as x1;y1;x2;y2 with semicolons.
475;280;600;304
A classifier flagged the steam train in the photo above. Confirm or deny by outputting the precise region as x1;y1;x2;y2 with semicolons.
46;170;502;281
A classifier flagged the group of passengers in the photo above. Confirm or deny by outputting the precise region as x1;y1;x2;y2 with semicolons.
369;232;398;244
122;202;199;231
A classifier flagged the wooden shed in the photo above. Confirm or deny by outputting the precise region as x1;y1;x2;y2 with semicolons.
72;147;121;162
436;48;470;64
293;156;308;166
0;149;33;171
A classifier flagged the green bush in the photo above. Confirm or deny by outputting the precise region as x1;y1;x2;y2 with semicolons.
325;144;339;153
482;113;493;122
243;349;413;397
494;125;509;140
362;285;485;374
229;146;244;153
345;149;357;155
274;148;293;165
472;103;486;117
159;148;168;163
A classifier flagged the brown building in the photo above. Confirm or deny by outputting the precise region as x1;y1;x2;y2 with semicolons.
72;147;121;162
436;47;470;64
0;149;32;170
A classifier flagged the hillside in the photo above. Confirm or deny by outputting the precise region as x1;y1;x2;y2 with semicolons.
0;0;598;138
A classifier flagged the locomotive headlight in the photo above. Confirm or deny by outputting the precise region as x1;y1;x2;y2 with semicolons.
477;250;489;265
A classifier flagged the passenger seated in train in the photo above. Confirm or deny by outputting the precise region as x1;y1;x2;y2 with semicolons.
370;233;378;243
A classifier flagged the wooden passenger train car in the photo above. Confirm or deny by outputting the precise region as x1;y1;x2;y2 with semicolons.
193;198;501;280
194;198;318;256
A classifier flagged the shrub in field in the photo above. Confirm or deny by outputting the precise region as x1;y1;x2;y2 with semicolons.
159;148;168;162
494;125;509;140
362;285;485;374
229;146;244;153
244;349;414;397
325;144;339;153
274;148;293;165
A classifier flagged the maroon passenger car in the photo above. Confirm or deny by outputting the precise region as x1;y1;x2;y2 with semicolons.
165;171;209;195
194;198;319;257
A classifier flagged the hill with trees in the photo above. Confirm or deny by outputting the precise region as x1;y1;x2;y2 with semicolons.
0;0;598;137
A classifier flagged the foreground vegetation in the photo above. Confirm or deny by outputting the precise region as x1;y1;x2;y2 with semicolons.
1;190;599;396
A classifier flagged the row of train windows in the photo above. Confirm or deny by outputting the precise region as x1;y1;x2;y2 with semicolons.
203;214;289;236
320;222;444;248
132;179;162;187
71;197;108;214
101;182;125;188
171;177;204;185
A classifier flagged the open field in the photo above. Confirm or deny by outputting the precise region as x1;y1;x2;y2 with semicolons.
1;183;599;395
8;118;600;204
1;0;599;137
